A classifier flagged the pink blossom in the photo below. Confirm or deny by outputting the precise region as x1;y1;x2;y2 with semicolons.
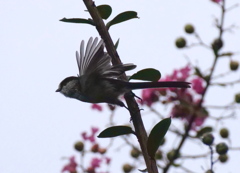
91;104;103;111
211;0;222;3
62;156;77;173
191;78;205;94
91;158;102;168
141;88;159;106
81;127;99;143
105;157;111;165
165;64;191;81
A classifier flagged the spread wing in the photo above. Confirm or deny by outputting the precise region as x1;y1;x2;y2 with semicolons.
76;37;136;78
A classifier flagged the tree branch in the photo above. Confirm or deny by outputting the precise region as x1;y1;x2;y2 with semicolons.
82;0;158;172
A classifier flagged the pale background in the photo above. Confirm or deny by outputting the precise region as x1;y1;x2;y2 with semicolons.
0;0;240;172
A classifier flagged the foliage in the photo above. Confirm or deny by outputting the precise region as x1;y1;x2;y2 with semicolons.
59;0;240;173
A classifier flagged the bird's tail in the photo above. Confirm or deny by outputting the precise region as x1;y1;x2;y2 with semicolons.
126;81;191;90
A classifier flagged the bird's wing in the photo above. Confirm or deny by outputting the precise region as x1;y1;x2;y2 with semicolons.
76;37;111;76
76;37;136;78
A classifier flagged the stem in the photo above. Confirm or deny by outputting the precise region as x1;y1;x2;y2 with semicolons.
163;1;226;172
82;0;158;172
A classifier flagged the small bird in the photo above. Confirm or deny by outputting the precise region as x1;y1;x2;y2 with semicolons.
56;37;190;108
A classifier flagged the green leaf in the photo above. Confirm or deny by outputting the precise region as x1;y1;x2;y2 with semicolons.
194;67;203;78
106;11;138;29
96;5;112;20
147;118;171;158
114;38;120;49
98;126;134;138
129;68;161;82
59;18;95;26
138;168;147;172
196;126;213;137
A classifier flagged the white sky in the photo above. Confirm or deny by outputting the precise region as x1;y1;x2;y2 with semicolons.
1;0;240;173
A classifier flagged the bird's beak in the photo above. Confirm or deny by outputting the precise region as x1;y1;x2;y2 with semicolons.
55;88;60;92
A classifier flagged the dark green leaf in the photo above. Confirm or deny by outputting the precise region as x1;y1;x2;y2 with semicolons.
98;126;134;138
59;18;95;26
96;5;112;20
129;68;161;82
194;67;203;78
138;168;147;172
147;118;171;158
106;11;138;29
196;126;213;137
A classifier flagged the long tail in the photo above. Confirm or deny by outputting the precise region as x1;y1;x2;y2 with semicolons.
126;81;191;90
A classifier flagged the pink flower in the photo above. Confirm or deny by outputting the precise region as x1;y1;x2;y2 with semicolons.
165;64;191;81
62;156;77;173
211;0;221;3
191;78;205;94
141;88;159;106
105;157;111;165
91;158;102;168
81;127;99;143
91;104;103;111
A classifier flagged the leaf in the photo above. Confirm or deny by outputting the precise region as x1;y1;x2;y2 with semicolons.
196;126;213;137
59;18;95;26
114;38;120;49
138;168;147;172
98;126;134;138
96;5;112;20
194;67;203;78
129;68;161;82
106;11;138;29
147;118;171;158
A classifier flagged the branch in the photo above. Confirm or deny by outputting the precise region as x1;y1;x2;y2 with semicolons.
82;1;158;172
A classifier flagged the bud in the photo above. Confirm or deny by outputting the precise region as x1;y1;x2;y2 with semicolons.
74;141;84;152
235;93;240;103
167;149;180;161
175;37;186;48
216;142;228;155
91;144;99;153
130;148;141;158
87;166;95;173
155;150;163;160
212;38;223;52
122;164;133;173
218;154;228;163
219;128;229;138
202;133;214;146
184;24;195;34
98;148;107;154
230;61;239;71
205;170;214;173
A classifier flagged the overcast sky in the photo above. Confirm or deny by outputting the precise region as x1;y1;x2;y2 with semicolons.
1;0;240;173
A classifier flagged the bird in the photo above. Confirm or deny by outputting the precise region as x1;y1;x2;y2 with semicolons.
56;37;190;108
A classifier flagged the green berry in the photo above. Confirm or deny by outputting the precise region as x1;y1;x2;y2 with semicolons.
175;37;186;48
130;148;141;158
167;150;180;161
235;93;240;103
184;24;195;34
216;142;228;155
74;141;84;152
230;60;239;71
155;150;163;160
205;170;214;173
202;133;214;146
122;164;133;173
218;154;228;163
212;38;223;52
220;128;229;138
